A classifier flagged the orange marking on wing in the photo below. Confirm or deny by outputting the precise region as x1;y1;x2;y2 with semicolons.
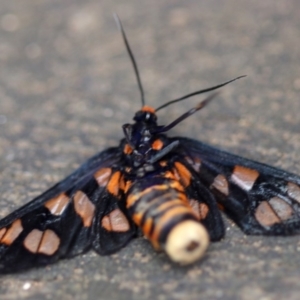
44;193;70;216
101;215;112;231
0;228;7;241
255;201;280;226
198;203;209;219
73;191;96;227
174;162;191;187
211;174;229;196
287;182;300;203
107;171;121;196
185;157;201;172
123;144;133;155
269;197;294;221
189;199;199;219
189;200;209;220
38;229;60;255
231;165;259;191
152;139;164;151
141;106;155;113
94;168;112;187
1;219;23;245
23;229;43;253
101;209;130;232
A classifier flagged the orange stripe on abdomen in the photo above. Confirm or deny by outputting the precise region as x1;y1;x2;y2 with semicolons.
126;179;198;250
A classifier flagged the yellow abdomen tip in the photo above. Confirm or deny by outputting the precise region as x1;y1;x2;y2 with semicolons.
164;220;209;265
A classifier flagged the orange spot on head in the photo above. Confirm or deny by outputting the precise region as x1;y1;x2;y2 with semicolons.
152;139;164;151
141;106;155;113
123;144;133;155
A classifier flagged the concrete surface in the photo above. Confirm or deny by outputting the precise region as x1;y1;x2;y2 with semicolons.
0;1;300;299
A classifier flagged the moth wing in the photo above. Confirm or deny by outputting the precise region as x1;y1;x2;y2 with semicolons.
175;137;300;236
170;159;225;241
0;147;135;274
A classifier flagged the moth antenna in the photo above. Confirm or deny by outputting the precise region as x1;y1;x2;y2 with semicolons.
153;92;218;134
114;14;145;107
155;75;246;112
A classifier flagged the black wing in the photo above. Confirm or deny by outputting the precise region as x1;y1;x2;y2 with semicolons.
0;147;136;274
169;157;225;242
174;137;300;236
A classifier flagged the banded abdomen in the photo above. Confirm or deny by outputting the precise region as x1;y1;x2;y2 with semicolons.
125;177;209;264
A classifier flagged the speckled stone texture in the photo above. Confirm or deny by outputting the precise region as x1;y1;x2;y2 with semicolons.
0;1;300;299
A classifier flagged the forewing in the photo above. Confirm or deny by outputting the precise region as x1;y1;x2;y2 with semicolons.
175;137;300;236
0;147;134;273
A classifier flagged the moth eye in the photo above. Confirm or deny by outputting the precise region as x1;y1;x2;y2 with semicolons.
152;139;163;151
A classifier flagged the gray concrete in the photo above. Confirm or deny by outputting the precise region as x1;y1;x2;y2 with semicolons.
0;1;300;299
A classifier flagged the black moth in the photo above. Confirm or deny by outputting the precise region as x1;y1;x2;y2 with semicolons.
1;16;300;274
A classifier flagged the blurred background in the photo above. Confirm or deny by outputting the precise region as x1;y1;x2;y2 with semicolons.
0;1;300;299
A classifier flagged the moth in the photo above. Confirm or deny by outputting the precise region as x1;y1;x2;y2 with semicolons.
1;16;300;274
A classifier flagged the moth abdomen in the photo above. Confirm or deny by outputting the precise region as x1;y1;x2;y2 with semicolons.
126;177;209;264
